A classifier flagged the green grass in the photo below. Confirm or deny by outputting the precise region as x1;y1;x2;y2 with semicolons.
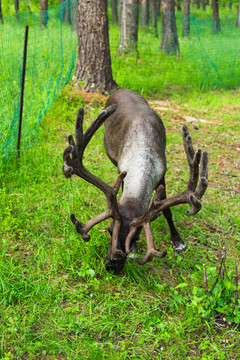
0;86;239;359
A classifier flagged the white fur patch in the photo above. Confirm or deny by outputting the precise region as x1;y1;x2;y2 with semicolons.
118;125;165;211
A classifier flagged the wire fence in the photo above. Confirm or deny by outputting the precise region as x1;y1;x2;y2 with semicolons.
186;15;240;89
109;11;240;93
0;0;78;165
0;2;240;166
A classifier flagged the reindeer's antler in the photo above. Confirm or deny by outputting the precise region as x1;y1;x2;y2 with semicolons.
63;106;126;258
125;125;209;265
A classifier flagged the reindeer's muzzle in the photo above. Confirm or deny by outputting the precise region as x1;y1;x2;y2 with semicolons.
104;256;126;273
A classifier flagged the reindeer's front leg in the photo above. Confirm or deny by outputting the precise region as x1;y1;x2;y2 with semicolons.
159;178;187;253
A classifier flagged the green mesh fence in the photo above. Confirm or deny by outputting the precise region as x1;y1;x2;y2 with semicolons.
184;15;240;89
0;0;78;164
109;10;240;93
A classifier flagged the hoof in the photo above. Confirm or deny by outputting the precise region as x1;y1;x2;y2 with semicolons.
174;243;187;254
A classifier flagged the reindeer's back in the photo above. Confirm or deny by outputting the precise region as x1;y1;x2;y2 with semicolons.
104;89;166;167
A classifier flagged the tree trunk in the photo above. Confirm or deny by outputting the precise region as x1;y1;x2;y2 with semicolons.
176;0;182;11
150;0;158;35
202;0;206;11
228;1;232;9
111;0;118;23
156;0;161;16
71;0;78;32
118;0;139;55
182;0;190;37
40;0;48;27
60;0;71;24
25;0;32;12
236;0;240;27
0;0;3;21
141;0;149;29
14;0;19;14
160;0;180;55
212;0;221;33
75;0;117;94
193;0;200;8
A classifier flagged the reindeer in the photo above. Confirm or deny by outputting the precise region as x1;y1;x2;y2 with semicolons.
62;89;208;273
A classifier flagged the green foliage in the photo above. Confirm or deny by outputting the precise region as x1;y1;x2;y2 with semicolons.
0;353;13;360
0;0;60;15
188;268;240;324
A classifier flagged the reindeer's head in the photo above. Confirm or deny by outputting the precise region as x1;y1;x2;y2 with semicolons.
63;106;208;273
105;201;143;272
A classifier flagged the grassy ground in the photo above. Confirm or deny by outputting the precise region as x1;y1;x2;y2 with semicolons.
0;85;239;359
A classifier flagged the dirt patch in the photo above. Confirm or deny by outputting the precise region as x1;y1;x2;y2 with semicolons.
70;87;107;105
220;103;240;114
149;100;240;198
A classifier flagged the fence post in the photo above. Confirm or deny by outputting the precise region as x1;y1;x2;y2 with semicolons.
17;25;29;159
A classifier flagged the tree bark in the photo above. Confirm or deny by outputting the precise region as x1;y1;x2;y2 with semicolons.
193;0;200;8
176;0;181;11
212;0;221;33
14;0;19;14
156;0;161;16
75;0;117;94
202;0;206;11
236;0;240;27
160;0;180;55
118;0;139;55
111;0;118;23
150;0;158;35
182;0;190;37
40;0;48;27
60;0;71;24
71;0;78;32
0;0;3;21
141;0;149;29
25;0;32;12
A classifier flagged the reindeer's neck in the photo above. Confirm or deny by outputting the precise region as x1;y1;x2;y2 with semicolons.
120;172;153;213
118;152;165;216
